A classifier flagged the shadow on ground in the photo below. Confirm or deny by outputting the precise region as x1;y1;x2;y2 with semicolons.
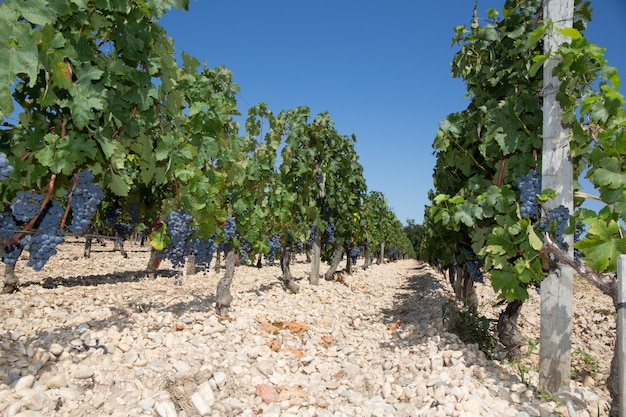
379;262;450;348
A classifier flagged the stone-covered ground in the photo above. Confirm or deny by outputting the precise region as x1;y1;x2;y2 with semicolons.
0;239;615;416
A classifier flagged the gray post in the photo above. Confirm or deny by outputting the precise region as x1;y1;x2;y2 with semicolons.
310;227;321;285
617;255;626;415
538;0;575;394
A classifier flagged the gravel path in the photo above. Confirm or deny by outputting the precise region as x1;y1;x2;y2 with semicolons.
0;240;614;416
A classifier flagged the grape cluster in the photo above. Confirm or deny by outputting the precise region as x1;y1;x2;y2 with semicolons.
515;169;541;219
324;222;336;244
349;246;360;265
573;222;585;261
295;239;303;253
461;246;484;283
0;211;18;239
239;240;252;264
464;260;484;284
266;234;281;263
1;211;20;265
104;206;122;225
541;205;570;251
305;224;317;245
11;191;43;222
25;201;64;271
0;152;13;181
128;202;140;224
69;171;104;235
115;222;134;244
190;236;218;271
223;215;237;241
2;244;22;266
160;210;195;268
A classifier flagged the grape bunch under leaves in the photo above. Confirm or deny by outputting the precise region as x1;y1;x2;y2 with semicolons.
115;222;134;244
1;211;20;265
223;215;237;241
11;191;43;223
190;236;218;271
160;210;195;268
266;234;281;263
462;246;484;284
305;224;317;245
104;206;122;225
128;202;140;224
25;201;65;271
349;246;360;265
541;205;570;251
69;170;104;235
0;152;13;181
239;240;252;264
324;222;336;244
515;169;541;219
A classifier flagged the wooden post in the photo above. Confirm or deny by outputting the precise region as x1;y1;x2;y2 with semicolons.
185;255;196;276
617;255;626;416
538;0;575;394
310;227;321;285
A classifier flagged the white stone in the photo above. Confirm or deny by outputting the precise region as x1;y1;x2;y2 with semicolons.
72;366;94;379
13;375;35;392
43;374;67;389
155;401;177;417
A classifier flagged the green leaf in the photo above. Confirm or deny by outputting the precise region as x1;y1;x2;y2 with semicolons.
576;218;626;272
558;27;582;40
529;54;547;77
149;226;169;251
527;224;543;250
593;167;625;190
526;26;546;50
21;0;57;25
108;170;130;196
490;269;529;302
0;21;39;114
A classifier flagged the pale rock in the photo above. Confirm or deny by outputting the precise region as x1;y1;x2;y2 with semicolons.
21;391;46;411
4;402;23;417
58;387;78;402
43;373;67;390
155;401;177;417
123;350;138;365
12;411;44;417
170;359;190;373
212;372;227;390
72;366;94;379
13;375;35;392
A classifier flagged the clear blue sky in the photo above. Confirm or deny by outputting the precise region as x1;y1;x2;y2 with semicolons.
159;1;626;225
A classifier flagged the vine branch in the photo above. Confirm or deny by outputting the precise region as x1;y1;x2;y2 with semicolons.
540;234;616;299
5;174;58;246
